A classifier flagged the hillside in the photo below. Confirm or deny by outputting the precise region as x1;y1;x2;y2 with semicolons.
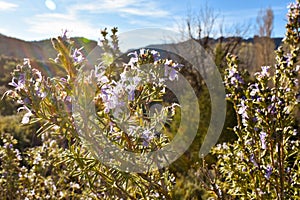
0;33;98;61
0;33;284;82
0;33;283;61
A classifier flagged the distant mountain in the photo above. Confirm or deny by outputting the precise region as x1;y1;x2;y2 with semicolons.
0;33;101;81
0;33;284;62
0;33;98;61
147;36;283;50
0;33;284;81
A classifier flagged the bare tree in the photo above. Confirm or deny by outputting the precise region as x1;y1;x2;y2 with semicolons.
254;8;275;68
184;2;218;53
257;8;274;37
181;3;250;72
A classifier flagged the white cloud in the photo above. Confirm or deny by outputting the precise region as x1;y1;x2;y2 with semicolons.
70;0;169;17
119;8;168;17
25;13;102;40
25;0;171;40
0;1;18;11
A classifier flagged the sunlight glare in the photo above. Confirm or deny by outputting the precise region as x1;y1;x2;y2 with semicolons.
45;0;56;11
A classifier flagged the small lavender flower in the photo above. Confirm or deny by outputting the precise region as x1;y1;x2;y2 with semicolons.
164;60;183;81
128;90;135;101
15;149;22;161
267;104;277;116
238;100;248;119
259;131;267;149
124;75;141;101
99;81;127;115
228;67;237;78
18;97;31;105
141;129;154;147
264;165;273;180
230;74;244;86
17;106;33;124
127;51;138;67
250;154;258;167
252;117;258;122
9;73;25;91
285;53;293;65
4;143;13;149
72;48;84;63
36;89;46;99
94;65;109;84
139;49;145;55
168;68;178;81
261;66;270;77
235;74;244;84
250;83;260;97
151;50;160;62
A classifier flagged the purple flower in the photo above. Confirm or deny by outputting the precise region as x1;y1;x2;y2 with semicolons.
238;101;248;119
99;84;110;102
127;51;138;67
17;106;33;124
259;132;267;150
128;90;135;101
139;49;145;55
62;30;68;40
250;83;260;97
261;66;270;77
285;53;293;65
267;104;277;116
168;68;178;81
227;67;244;86
228;67;237;78
124;76;140;101
9;73;25;91
265;165;272;180
72;48;84;63
235;74;244;83
250;154;258;167
141;129;154;147
164;60;183;81
17;97;31;105
4;143;13;149
95;71;109;84
36;90;46;99
252;117;258;122
151;50;160;62
99;82;126;115
230;74;244;85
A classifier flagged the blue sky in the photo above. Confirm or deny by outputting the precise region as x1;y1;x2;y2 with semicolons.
0;0;293;45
